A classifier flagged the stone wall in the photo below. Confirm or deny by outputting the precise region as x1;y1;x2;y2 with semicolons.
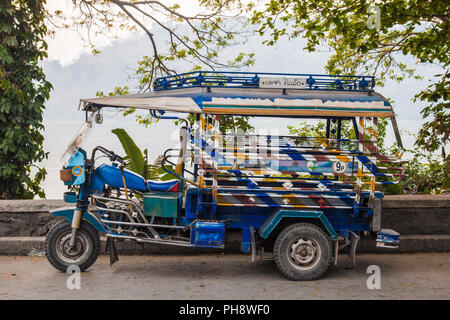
381;195;450;235
0;200;65;237
0;196;449;237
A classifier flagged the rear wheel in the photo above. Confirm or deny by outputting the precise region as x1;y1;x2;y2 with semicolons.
45;220;100;272
273;223;332;281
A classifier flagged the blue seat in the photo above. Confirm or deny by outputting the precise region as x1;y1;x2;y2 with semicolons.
96;164;179;192
147;179;179;192
97;164;148;191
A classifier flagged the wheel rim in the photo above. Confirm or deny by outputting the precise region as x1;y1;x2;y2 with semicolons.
54;230;91;265
287;237;321;271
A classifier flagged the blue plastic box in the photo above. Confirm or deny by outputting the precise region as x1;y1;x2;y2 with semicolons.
190;221;225;247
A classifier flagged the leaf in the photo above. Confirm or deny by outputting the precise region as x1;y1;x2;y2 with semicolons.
111;128;145;176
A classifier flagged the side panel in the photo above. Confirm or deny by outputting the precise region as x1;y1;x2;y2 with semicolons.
143;191;179;218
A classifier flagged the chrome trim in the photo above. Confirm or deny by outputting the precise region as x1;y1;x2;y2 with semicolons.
100;219;185;229
105;233;224;249
93;194;160;238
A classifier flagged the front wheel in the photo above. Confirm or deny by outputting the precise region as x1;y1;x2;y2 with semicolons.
273;223;332;281
45;220;100;272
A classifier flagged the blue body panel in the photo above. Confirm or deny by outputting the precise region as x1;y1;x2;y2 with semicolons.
64;149;86;186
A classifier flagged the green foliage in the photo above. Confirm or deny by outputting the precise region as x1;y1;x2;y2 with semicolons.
415;70;450;159
250;0;449;158
400;151;450;194
219;115;254;134
287;119;356;140
0;0;51;199
177;113;254;134
287;121;326;138
111;128;173;181
111;128;145;175
96;86;130;98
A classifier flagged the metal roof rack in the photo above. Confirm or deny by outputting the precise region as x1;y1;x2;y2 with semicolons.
153;71;375;92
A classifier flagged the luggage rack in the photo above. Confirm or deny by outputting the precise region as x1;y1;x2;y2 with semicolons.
153;71;376;92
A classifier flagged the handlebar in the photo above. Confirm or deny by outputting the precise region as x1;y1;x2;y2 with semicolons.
91;146;125;165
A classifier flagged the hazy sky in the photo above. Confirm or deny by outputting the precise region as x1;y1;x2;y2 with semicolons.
44;0;238;65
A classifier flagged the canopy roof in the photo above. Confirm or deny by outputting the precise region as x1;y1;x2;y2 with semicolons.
79;72;394;118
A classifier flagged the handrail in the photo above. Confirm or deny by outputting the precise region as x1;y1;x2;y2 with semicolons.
161;155;199;188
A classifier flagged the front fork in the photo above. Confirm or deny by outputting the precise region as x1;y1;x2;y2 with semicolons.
69;208;83;248
69;166;92;248
69;187;89;248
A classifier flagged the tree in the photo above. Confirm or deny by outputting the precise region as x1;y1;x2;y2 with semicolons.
250;0;449;159
47;0;255;90
48;0;255;134
0;0;51;199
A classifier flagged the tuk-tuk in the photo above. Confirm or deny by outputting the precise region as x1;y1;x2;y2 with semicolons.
45;71;405;280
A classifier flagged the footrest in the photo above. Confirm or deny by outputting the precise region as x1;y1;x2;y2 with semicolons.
376;229;400;249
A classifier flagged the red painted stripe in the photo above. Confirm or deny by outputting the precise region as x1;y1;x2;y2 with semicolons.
307;194;334;208
168;182;180;192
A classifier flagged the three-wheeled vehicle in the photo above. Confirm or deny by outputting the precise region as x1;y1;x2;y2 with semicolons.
46;71;405;280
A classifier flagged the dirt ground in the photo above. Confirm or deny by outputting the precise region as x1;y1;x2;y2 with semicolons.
0;253;448;300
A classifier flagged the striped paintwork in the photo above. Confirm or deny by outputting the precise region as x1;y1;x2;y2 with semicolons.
188;112;405;211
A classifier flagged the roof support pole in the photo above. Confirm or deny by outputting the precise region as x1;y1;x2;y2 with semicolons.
390;115;404;158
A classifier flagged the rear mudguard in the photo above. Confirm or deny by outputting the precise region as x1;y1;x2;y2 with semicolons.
50;207;106;232
258;210;338;240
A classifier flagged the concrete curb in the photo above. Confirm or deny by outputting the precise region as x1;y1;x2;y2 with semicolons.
0;234;449;256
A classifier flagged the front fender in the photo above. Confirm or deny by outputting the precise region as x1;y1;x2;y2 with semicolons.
50;206;106;232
